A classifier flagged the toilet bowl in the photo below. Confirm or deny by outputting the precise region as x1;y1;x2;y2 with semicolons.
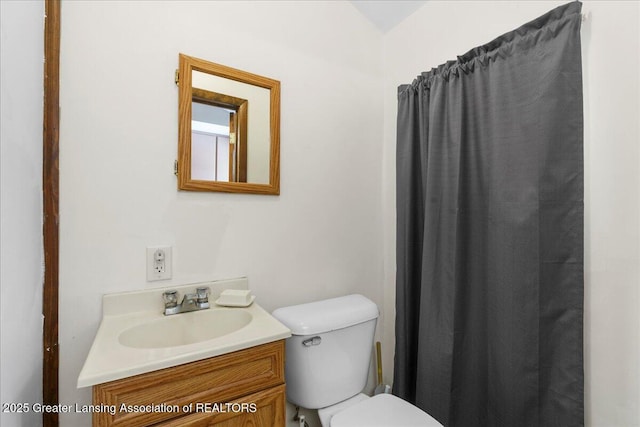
272;294;442;427
329;393;440;427
318;393;441;427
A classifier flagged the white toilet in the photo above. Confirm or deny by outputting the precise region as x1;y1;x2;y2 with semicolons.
272;294;442;427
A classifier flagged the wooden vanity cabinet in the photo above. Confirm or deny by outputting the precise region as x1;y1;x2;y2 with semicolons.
92;340;286;427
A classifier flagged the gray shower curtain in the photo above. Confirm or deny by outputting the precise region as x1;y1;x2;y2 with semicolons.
393;2;584;426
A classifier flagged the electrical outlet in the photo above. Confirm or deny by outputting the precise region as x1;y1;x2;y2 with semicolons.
146;246;172;281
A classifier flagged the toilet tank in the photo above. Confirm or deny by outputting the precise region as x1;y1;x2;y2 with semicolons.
272;294;379;409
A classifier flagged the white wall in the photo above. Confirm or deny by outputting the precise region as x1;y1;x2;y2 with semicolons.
382;2;640;426
59;2;384;426
0;1;44;426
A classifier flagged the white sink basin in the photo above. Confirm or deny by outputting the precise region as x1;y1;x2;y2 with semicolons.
118;309;253;349
77;278;291;388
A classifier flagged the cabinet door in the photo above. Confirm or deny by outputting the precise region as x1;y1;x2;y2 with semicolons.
155;385;285;427
93;341;284;426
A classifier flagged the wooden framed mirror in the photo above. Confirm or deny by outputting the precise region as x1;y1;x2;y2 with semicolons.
177;54;280;194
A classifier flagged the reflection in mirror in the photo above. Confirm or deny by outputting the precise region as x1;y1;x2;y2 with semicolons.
191;102;233;181
191;89;248;182
177;54;280;194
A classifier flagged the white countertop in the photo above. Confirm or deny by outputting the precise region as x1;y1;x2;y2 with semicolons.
77;278;291;388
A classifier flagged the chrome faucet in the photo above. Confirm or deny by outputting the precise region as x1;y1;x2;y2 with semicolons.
162;287;210;315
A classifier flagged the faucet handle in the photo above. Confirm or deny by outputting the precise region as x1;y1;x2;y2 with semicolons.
196;286;210;303
163;290;178;307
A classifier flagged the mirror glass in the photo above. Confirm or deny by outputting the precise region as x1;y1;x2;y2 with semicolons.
178;54;280;194
191;102;234;182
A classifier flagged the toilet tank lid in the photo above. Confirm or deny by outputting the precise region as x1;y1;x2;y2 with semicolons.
272;294;379;335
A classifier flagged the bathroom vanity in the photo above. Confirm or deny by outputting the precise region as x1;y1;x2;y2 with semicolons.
78;278;291;427
92;340;285;426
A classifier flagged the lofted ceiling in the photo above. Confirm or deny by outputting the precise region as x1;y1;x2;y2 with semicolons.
350;0;428;33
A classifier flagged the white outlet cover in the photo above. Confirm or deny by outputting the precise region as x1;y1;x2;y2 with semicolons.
146;246;172;281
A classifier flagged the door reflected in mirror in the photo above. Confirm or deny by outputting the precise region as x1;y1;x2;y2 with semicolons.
191;88;248;182
191;102;234;182
177;54;280;194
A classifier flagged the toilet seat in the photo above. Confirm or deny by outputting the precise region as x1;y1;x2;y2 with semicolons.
318;394;370;426
330;393;442;427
